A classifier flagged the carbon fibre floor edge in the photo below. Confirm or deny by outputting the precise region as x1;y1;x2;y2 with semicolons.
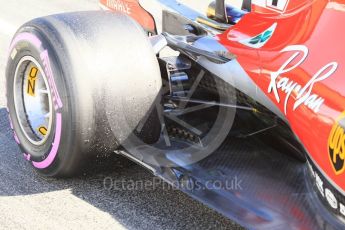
156;134;345;229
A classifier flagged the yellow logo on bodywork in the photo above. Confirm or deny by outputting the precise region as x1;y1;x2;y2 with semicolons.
328;112;345;175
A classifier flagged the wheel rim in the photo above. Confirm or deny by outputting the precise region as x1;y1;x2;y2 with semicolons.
13;56;53;146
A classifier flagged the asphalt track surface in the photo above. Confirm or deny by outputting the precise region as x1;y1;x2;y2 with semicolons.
0;0;243;229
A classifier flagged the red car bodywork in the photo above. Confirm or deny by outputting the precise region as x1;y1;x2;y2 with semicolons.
99;0;156;33
218;0;345;195
100;0;345;203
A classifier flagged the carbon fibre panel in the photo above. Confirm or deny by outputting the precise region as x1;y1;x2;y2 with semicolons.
159;134;345;229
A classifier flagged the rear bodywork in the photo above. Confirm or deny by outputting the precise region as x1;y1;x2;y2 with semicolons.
100;0;345;228
99;0;156;34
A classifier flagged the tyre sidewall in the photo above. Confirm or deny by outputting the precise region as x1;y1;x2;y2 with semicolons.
6;27;77;176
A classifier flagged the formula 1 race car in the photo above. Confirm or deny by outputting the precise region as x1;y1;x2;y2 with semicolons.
5;0;345;229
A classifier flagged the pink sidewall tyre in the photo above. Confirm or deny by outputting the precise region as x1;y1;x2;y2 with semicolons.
5;11;162;177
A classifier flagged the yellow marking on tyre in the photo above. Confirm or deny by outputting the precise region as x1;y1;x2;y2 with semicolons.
38;126;47;136
27;67;38;96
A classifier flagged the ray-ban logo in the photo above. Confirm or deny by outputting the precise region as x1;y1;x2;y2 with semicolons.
268;45;338;115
